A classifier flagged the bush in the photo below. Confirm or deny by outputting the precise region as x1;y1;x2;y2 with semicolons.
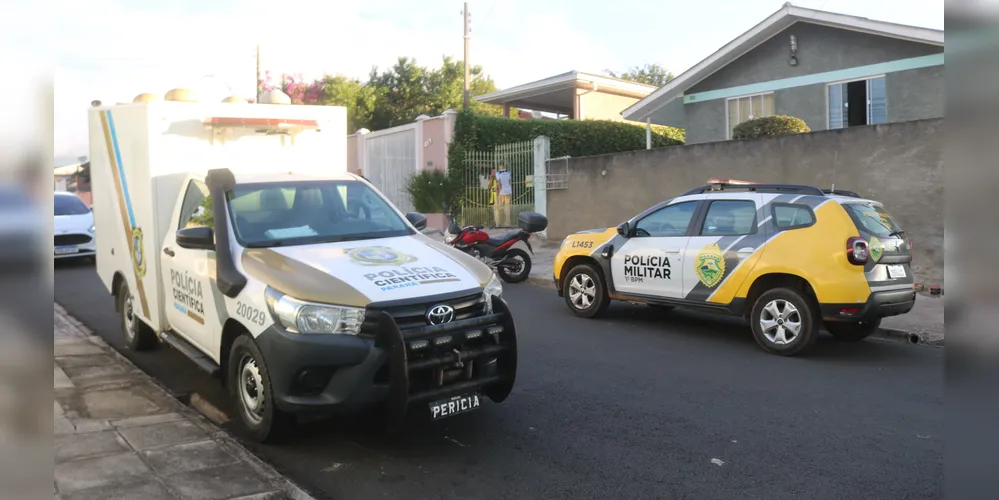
732;115;810;140
447;111;685;179
405;169;462;213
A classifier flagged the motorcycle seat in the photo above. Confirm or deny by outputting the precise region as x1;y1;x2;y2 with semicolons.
487;231;523;247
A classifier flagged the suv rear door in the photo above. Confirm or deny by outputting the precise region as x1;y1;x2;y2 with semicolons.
840;200;914;291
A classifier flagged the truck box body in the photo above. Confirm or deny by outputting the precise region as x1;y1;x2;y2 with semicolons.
89;101;346;331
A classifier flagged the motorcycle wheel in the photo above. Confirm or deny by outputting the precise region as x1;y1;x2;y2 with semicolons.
497;249;532;283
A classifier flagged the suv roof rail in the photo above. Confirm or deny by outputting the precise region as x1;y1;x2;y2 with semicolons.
679;183;826;197
821;188;862;198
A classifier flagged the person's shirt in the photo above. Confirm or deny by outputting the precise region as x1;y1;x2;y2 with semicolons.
496;170;512;195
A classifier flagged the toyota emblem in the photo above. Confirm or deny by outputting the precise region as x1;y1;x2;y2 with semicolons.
426;304;455;325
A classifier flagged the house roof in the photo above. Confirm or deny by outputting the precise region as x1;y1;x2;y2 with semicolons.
475;70;657;115
621;2;945;122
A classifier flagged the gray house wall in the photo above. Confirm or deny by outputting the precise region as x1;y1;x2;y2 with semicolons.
662;22;944;144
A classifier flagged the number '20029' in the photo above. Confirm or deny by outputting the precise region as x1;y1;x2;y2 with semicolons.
236;301;266;326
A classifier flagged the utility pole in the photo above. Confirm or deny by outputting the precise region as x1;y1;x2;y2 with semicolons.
255;44;261;102
463;2;470;111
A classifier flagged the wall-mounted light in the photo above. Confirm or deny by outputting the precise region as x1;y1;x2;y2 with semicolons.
789;35;798;66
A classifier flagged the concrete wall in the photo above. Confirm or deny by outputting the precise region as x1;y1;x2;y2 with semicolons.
579;91;642;122
546;119;944;286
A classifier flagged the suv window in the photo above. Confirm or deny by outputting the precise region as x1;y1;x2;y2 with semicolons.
773;203;815;230
634;202;697;237
178;181;213;230
843;202;902;238
700;200;757;236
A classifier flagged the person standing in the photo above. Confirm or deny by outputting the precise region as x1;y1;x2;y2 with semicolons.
487;168;497;227
493;163;513;227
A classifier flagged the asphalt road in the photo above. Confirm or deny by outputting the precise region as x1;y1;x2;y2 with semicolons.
55;259;943;500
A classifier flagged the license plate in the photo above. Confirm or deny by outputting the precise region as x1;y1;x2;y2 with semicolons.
886;264;906;279
429;393;481;420
55;246;79;255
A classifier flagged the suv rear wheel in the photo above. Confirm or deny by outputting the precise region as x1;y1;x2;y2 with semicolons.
826;318;881;342
750;288;819;356
563;264;610;318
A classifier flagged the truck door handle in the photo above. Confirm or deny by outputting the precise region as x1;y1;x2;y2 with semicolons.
163;248;175;257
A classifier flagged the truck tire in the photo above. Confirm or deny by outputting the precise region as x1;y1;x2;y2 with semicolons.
749;288;819;356
117;282;156;351
228;334;292;443
563;264;610;318
826;318;881;342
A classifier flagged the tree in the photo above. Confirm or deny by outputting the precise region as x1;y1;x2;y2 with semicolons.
607;63;674;87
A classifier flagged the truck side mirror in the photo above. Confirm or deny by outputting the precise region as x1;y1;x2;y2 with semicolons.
176;226;215;250
617;222;631;237
406;212;428;231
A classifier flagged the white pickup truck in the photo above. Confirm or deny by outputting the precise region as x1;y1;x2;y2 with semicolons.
89;91;518;442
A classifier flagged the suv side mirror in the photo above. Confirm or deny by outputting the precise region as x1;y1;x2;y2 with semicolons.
617;222;631;237
176;226;215;250
406;212;428;231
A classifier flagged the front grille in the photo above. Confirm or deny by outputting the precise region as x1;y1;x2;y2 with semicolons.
55;234;92;246
360;292;487;336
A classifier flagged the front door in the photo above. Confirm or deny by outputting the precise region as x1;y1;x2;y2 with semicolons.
680;195;764;304
611;201;699;299
160;178;217;354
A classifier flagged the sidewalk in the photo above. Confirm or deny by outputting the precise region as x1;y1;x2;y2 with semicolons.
509;237;945;347
53;304;316;500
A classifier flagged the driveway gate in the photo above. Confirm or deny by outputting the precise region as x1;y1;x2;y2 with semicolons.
461;139;535;227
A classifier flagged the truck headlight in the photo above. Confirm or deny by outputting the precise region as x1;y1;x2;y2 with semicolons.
443;231;456;244
559;237;570;251
482;274;503;314
265;287;364;335
88;225;96;235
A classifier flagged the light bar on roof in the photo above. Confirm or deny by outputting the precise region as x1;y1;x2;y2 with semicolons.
707;177;757;185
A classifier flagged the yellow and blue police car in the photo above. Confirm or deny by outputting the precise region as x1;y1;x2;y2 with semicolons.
552;179;916;356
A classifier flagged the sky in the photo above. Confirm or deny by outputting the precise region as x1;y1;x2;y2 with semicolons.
32;0;944;165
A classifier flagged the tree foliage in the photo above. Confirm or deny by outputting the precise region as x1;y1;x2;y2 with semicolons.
258;56;510;132
607;63;674;87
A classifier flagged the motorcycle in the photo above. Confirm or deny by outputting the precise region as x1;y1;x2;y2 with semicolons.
443;210;548;284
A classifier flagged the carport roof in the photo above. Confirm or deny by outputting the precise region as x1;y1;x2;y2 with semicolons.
621;2;945;122
475;71;657;115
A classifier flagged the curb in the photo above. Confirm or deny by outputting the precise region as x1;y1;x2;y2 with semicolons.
519;276;944;347
54;303;320;500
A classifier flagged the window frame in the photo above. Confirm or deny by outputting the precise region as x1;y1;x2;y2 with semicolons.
631;200;701;238
177;180;210;231
725;91;776;140
697;199;759;237
770;202;817;231
825;74;888;130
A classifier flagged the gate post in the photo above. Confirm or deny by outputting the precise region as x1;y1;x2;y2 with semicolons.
532;136;551;239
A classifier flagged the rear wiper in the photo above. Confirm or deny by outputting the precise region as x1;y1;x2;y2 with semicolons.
889;229;906;238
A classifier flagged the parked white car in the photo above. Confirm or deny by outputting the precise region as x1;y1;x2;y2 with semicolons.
54;192;96;260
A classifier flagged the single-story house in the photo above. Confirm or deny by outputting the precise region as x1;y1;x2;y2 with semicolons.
475;70;657;122
623;2;944;145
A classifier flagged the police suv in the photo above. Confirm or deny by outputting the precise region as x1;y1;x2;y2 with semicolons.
553;179;916;356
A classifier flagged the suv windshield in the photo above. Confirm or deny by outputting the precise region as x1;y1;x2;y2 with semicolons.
54;194;90;216
227;180;411;247
843;202;903;238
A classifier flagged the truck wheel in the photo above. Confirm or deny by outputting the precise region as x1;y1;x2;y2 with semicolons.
228;334;292;443
497;249;531;283
750;288;818;356
563;264;610;318
826;318;881;342
117;282;155;351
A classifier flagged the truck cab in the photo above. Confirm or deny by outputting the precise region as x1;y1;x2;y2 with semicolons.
90;93;517;442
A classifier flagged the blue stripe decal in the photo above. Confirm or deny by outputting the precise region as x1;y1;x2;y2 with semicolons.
683;53;945;104
105;110;136;227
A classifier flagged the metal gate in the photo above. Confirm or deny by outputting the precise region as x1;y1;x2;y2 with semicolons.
461;139;534;227
365;127;416;213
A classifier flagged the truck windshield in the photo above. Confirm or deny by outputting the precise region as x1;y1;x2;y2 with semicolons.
227;180;412;247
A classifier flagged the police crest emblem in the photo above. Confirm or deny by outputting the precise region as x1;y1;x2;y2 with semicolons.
695;242;726;288
131;227;147;278
347;246;418;266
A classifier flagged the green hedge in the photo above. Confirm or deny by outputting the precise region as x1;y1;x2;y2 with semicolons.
405;169;463;213
447;111;685;178
732;115;810;140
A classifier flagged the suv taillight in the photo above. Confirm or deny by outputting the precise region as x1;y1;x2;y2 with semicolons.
847;237;869;265
908;239;914;262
